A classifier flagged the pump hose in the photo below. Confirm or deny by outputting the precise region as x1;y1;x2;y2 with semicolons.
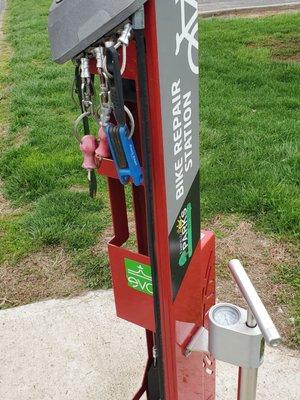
134;27;165;400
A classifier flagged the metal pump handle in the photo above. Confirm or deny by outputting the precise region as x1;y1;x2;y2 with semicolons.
229;259;281;347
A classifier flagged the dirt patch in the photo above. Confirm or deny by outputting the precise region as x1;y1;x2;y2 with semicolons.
69;185;87;193
0;192;14;215
0;179;18;215
92;223;114;256
263;36;300;62
248;35;300;62
288;52;300;62
0;121;7;138
204;214;299;347
0;246;86;309
0;1;11;131
0;1;5;40
12;125;29;148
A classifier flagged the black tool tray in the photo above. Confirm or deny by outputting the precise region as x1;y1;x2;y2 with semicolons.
48;0;147;64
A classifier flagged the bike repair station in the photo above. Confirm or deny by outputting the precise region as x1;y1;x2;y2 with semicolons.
48;1;282;399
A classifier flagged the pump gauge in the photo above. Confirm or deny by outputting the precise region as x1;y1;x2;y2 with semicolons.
212;304;241;327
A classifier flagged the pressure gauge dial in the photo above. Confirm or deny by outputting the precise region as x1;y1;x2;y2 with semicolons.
212;304;241;327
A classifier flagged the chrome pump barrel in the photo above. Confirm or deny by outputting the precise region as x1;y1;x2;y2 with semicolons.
228;259;281;400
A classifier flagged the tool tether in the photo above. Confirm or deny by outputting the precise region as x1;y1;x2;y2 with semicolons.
106;46;127;127
134;27;165;400
75;65;90;135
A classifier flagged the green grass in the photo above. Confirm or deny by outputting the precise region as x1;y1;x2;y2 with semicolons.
0;2;299;318
199;14;300;346
0;0;111;286
200;14;300;241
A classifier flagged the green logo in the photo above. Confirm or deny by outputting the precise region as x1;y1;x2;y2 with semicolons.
176;203;193;267
125;258;153;296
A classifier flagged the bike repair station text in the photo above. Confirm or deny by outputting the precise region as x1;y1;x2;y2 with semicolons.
172;78;193;201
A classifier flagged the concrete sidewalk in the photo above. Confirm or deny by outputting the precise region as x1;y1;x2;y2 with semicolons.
0;291;299;400
0;0;5;14
198;0;300;15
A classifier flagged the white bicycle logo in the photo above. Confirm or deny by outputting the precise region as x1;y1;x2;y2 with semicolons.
175;0;199;75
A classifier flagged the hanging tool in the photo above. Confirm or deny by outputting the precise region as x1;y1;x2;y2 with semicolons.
93;46;111;163
73;57;98;197
104;44;143;186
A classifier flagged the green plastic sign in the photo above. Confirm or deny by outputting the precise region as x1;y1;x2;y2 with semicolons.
125;258;153;296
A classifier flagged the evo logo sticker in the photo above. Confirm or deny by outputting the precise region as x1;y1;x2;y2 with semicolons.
125;259;153;296
177;203;193;267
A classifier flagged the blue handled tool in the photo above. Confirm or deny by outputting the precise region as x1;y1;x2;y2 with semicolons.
105;123;143;186
105;45;143;187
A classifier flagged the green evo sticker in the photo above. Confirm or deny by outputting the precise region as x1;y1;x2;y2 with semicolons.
125;258;153;296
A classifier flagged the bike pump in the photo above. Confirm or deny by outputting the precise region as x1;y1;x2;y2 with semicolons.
48;1;281;399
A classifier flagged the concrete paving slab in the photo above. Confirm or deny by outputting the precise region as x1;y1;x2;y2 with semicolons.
0;292;147;400
198;0;300;15
0;291;299;400
0;1;5;26
0;1;5;14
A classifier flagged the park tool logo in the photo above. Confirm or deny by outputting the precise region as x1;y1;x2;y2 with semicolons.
177;203;193;267
175;0;199;75
125;259;153;296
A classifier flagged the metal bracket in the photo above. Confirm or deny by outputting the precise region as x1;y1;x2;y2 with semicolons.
208;304;264;368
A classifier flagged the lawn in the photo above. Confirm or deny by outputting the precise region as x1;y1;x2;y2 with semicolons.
0;2;299;342
200;14;300;239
